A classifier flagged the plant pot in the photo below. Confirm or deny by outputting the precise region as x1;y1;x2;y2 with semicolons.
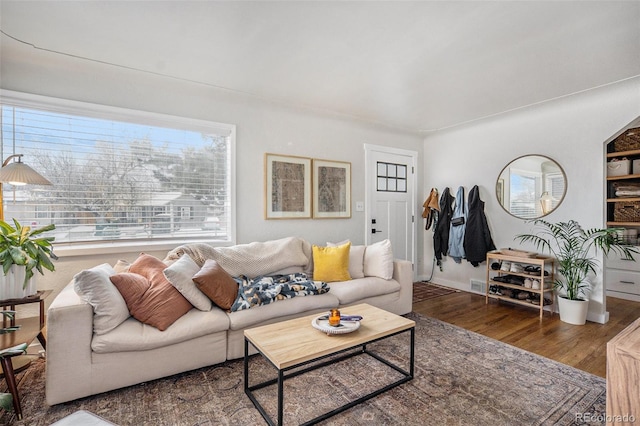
557;296;589;325
0;265;37;300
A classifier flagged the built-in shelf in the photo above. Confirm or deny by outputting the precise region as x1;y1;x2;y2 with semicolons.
608;222;640;227
607;149;640;158
605;124;640;302
607;174;640;181
607;198;640;203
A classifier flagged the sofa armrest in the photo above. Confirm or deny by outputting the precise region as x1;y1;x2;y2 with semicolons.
46;281;95;405
392;259;413;315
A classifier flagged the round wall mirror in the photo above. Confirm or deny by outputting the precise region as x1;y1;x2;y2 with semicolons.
496;154;567;219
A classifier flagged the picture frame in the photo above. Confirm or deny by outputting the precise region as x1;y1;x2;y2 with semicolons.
264;153;312;219
313;159;351;218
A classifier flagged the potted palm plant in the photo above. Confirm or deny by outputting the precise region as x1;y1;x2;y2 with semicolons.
515;219;637;325
0;219;57;300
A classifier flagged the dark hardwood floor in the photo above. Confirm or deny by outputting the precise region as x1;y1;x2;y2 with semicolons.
412;290;640;378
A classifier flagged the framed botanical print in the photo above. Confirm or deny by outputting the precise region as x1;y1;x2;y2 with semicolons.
313;159;351;218
264;153;312;219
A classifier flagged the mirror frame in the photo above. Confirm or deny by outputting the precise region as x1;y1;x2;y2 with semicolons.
496;154;567;219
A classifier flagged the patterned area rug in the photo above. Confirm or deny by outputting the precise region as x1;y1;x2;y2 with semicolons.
1;313;605;425
412;281;459;303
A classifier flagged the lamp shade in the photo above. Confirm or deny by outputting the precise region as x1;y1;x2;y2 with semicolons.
0;160;52;185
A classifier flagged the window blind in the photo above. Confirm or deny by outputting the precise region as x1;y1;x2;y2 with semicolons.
0;97;233;245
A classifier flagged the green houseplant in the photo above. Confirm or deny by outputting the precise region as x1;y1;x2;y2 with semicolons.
515;219;637;324
0;219;57;292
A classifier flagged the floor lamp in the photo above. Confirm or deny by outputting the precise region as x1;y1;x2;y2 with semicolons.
0;154;52;222
539;191;555;216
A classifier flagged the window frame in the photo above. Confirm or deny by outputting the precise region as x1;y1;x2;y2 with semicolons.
0;90;237;257
508;167;541;219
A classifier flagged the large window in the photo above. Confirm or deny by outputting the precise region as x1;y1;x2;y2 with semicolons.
0;92;235;246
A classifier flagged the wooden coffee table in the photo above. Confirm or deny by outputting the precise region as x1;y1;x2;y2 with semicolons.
244;303;415;425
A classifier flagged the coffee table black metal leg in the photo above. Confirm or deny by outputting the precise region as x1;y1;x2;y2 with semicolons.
410;327;415;378
244;338;249;394
277;370;284;426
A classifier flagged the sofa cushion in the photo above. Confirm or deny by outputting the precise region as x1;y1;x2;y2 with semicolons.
192;259;239;311
328;276;400;305
163;254;213;311
91;307;230;353
312;242;351;282
227;292;339;331
327;240;365;279
73;263;130;335
364;239;394;280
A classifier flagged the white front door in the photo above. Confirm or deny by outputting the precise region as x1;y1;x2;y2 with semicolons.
364;144;417;276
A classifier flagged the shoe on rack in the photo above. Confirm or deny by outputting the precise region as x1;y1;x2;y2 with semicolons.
509;276;525;286
491;262;501;270
510;263;524;273
524;278;533;288
543;298;552;305
489;285;498;294
500;262;511;272
524;266;541;275
496;286;503;296
517;291;528;300
531;279;541;290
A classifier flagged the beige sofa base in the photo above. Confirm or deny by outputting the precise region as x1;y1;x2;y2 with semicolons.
46;259;412;405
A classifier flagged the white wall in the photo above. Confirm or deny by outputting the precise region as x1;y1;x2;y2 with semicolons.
422;77;640;323
0;38;424;311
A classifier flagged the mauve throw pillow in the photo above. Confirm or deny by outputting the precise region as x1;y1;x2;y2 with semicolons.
110;271;192;331
112;253;193;331
192;259;239;311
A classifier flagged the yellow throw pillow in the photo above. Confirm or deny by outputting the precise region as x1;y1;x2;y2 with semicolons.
312;242;352;282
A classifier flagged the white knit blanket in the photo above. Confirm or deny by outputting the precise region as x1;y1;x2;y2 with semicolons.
164;237;311;278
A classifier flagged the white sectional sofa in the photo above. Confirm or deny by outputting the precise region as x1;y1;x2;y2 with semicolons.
45;237;413;405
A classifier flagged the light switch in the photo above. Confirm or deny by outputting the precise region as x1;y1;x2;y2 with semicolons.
355;202;364;212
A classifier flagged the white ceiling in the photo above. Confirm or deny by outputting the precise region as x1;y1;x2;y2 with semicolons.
1;1;639;133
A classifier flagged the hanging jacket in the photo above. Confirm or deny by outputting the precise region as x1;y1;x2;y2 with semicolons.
422;188;440;231
448;186;467;263
464;185;496;267
433;187;453;266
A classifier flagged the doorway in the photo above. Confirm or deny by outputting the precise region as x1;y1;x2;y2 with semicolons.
364;144;417;278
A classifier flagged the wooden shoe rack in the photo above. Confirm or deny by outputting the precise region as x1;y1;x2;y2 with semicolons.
485;251;555;319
